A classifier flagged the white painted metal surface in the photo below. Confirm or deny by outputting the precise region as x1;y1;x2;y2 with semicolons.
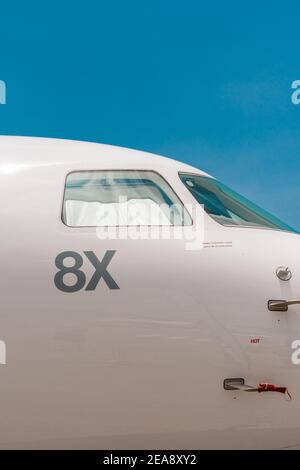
0;136;299;449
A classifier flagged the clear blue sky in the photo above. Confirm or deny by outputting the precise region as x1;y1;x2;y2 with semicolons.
1;1;300;228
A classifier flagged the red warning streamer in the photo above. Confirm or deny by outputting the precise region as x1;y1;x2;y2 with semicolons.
258;383;292;400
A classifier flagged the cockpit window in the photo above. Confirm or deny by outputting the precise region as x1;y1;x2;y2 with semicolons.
63;170;192;227
179;173;298;233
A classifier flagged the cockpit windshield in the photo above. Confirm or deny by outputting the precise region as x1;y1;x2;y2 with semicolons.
179;173;298;233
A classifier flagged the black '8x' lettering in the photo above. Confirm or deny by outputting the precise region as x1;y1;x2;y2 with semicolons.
54;250;119;292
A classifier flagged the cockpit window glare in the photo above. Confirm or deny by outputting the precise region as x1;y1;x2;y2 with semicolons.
63;170;192;227
179;173;298;234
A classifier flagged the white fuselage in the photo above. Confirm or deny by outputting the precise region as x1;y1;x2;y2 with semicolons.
0;136;299;449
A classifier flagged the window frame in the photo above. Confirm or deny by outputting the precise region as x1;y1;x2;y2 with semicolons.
61;169;193;228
